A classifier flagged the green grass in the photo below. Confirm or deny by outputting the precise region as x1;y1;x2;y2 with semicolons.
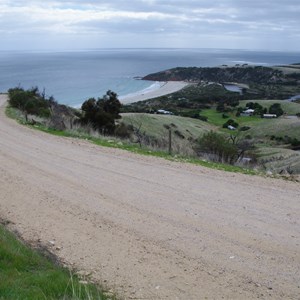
5;106;24;120
0;224;112;300
200;106;300;139
200;108;263;128
246;117;300;139
239;100;300;115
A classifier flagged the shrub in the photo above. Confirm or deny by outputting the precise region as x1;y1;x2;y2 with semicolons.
81;90;121;134
290;138;300;147
269;103;284;116
223;119;239;129
8;87;50;119
197;131;238;164
114;122;132;138
198;115;208;122
239;126;251;131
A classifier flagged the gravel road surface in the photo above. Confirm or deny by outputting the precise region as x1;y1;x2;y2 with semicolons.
0;95;300;299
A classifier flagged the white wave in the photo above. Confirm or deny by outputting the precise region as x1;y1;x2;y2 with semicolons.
231;60;269;66
120;81;166;100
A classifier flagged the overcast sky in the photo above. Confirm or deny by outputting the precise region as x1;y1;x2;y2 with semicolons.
0;0;299;51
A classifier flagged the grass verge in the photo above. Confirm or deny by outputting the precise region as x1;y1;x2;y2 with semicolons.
0;223;113;300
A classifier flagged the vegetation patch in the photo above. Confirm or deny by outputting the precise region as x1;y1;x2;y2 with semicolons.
5;82;300;176
0;223;112;300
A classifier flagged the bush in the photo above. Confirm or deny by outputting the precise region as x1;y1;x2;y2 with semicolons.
198;115;208;122
239;126;251;131
290;138;300;147
223;119;239;129
197;131;238;164
269;103;284;116
8;87;50;119
114;122;132;138
81;90;121;134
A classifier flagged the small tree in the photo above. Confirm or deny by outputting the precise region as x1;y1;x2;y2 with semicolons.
8;87;50;120
80;90;121;134
197;131;238;164
269;103;283;116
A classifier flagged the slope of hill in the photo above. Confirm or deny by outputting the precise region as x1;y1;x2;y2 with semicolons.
143;65;287;84
121;113;216;140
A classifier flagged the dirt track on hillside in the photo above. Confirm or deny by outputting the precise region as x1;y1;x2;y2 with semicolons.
0;94;300;299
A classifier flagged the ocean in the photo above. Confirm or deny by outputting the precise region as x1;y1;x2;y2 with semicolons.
0;48;299;107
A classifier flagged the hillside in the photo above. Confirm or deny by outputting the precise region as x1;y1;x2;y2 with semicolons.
121;113;216;140
143;65;293;84
139;64;300;104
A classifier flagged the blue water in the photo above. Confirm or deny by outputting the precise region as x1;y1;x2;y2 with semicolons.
0;48;299;107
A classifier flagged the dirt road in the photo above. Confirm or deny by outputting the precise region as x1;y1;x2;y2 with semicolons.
0;94;300;299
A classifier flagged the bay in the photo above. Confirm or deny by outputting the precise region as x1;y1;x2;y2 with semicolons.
0;48;299;107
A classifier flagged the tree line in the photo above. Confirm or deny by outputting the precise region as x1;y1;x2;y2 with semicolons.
8;87;123;134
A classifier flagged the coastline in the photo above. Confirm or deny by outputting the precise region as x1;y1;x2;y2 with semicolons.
120;81;189;104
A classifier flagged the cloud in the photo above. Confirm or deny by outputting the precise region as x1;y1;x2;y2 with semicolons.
0;0;299;50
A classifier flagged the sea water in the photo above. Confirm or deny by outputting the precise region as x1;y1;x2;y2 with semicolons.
0;48;299;107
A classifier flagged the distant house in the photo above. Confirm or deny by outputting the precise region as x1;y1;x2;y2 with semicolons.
157;109;173;115
263;114;277;118
241;109;255;116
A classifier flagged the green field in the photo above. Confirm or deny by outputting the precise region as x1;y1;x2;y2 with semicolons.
239;100;300;115
0;224;111;300
121;113;216;139
200;101;300;140
200;108;263;128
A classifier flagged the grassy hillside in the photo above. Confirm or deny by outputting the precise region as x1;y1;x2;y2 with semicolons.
200;109;263;128
121;113;216;140
257;146;300;174
246;117;300;139
120;111;300;175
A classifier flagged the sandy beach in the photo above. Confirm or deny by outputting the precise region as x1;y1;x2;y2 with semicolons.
120;81;189;104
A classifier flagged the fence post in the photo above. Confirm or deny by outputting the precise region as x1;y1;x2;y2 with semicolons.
168;129;172;155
